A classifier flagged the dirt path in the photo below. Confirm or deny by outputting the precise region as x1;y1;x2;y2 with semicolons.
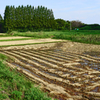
0;38;65;46
0;39;100;54
0;36;30;40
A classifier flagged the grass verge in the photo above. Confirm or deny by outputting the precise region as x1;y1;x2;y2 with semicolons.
13;31;55;38
12;30;100;45
0;37;36;42
0;54;53;100
1;30;100;45
52;30;100;45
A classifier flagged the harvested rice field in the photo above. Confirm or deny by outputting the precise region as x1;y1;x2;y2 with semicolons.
0;42;100;100
0;38;65;46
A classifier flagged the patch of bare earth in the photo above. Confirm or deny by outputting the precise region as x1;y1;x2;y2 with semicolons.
0;38;65;46
0;40;100;52
0;41;100;100
56;41;100;54
0;33;7;35
0;36;30;40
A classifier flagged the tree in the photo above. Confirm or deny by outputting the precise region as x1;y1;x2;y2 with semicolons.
55;19;67;30
4;6;11;31
0;14;4;32
9;5;15;30
80;24;100;30
0;14;3;21
71;20;84;29
65;20;70;30
4;5;56;31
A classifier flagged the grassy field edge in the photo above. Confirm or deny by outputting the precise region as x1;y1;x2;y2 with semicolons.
0;53;53;100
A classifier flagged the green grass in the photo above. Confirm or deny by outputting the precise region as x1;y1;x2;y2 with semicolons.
1;30;100;45
0;35;11;37
12;30;100;45
52;30;100;45
0;53;9;60
13;31;55;38
0;54;53;100
0;37;35;42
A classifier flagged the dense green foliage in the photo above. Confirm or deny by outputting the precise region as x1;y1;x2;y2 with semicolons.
80;24;100;30
55;19;69;30
0;5;100;33
52;30;100;44
71;21;100;30
0;5;70;32
3;30;99;45
13;31;57;38
0;14;5;32
0;54;52;100
0;30;100;45
4;5;57;32
71;20;84;29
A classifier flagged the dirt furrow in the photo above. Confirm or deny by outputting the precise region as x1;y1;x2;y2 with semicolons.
40;51;79;61
20;50;65;64
9;51;91;79
3;50;99;79
31;50;75;62
47;51;80;60
8;52;85;81
21;51;100;77
6;62;73;100
60;51;100;63
31;50;79;62
1;49;100;100
4;51;99;89
7;50;99;84
20;50;84;71
3;51;84;87
56;50;100;60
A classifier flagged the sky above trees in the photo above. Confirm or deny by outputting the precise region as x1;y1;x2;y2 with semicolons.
0;0;100;24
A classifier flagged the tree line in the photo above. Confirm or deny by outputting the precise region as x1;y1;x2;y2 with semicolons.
0;5;70;33
0;5;100;33
0;14;4;32
4;5;56;32
70;20;100;30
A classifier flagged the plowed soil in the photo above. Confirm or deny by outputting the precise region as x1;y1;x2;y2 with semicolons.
0;40;100;100
0;38;65;46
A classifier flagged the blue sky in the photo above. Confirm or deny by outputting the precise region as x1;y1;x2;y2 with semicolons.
0;0;100;24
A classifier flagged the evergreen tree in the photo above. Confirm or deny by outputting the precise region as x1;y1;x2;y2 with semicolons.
0;14;4;32
9;5;15;30
31;6;35;31
20;5;24;29
4;5;56;31
0;14;3;21
4;6;11;31
15;7;19;29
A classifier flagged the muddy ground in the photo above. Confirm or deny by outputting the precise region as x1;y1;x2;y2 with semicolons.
0;40;100;100
0;40;100;55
